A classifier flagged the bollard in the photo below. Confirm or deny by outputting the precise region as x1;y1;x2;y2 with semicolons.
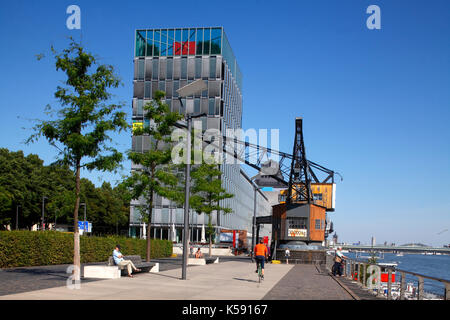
400;272;406;300
356;263;360;283
417;276;424;300
343;260;347;277
362;263;367;288
387;269;392;300
445;282;450;300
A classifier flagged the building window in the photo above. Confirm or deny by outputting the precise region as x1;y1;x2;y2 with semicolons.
211;28;221;54
196;28;204;55
315;219;321;230
287;217;307;229
135;31;146;57
313;193;323;201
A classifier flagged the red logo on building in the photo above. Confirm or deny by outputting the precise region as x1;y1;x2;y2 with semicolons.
174;41;196;55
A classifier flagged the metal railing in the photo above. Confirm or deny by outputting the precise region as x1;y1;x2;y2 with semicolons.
325;254;450;300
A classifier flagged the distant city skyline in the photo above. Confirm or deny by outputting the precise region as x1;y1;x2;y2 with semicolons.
0;0;449;246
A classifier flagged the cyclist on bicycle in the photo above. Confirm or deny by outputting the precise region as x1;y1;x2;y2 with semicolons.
254;239;268;279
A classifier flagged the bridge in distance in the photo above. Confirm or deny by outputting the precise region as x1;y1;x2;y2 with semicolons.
341;245;450;255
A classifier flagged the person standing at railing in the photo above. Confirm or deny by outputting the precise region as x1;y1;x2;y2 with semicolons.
332;246;347;276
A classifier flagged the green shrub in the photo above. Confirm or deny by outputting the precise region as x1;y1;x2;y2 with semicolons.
0;231;172;268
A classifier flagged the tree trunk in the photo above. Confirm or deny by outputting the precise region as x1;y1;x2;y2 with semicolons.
146;191;154;262
73;163;81;282
208;215;212;257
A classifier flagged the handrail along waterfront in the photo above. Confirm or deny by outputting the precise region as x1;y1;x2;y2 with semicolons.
325;253;450;300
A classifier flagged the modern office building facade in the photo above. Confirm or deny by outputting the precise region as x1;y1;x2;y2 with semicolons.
129;27;271;247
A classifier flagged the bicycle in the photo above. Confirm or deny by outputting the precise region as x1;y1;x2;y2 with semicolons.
256;259;264;283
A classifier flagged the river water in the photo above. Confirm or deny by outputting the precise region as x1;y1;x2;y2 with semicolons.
345;252;450;297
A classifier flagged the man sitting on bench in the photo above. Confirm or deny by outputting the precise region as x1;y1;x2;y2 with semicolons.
113;245;141;278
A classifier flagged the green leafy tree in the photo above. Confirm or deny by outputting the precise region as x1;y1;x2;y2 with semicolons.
190;163;234;256
122;90;183;261
27;40;128;280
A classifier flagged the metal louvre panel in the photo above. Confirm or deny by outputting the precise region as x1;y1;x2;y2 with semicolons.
133;81;144;98
216;56;222;79
166;58;173;79
132;98;137;116
201;56;209;79
159;58;167;80
133;136;143;153
209;57;216;79
165;81;173;98
134;59;138;80
187;57;195;80
143;99;150;117
143;135;151;151
138;59;145;80
152;81;158;98
207;117;220;130
145;58;152;80
173;57;181;79
152;59;159;80
208;80;221;97
181;57;187;79
215;97;221;115
200;98;208;114
144;82;151;99
172;98;181;113
195;57;202;78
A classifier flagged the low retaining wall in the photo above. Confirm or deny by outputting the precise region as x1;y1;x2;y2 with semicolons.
276;249;327;264
173;246;232;256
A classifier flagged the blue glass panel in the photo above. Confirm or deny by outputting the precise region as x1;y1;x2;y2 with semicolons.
203;28;211;54
175;29;182;55
146;30;153;57
211;28;221;54
196;28;203;55
168;29;174;56
153;30;161;56
161;30;168;56
135;31;146;57
188;29;196;55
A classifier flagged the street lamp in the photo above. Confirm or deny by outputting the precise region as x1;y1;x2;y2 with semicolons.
41;196;47;231
250;178;262;262
176;79;207;280
16;204;21;230
80;203;87;222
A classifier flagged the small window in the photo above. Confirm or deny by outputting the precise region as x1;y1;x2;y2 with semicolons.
315;219;321;230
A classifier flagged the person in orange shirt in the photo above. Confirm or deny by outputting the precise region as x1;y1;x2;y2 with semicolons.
253;239;268;278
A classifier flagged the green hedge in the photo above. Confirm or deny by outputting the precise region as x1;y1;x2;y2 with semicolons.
0;231;172;268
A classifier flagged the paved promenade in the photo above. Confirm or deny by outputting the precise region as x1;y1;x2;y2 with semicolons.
0;260;357;300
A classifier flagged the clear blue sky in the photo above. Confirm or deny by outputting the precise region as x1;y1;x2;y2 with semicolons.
1;0;449;246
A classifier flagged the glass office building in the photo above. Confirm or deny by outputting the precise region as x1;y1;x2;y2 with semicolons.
130;27;271;246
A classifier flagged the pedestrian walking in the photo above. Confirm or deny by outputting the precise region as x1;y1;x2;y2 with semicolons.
285;248;290;264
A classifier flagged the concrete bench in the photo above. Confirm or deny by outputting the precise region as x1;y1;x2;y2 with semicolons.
187;257;219;266
108;255;159;275
84;266;121;279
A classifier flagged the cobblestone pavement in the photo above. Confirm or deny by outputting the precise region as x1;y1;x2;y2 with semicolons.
263;264;354;300
0;256;246;296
